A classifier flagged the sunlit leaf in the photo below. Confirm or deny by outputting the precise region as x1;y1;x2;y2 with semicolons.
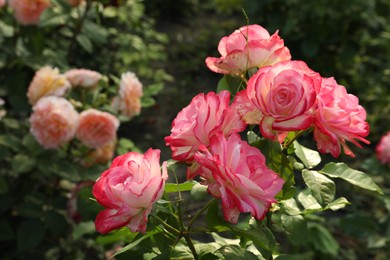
164;181;196;193
294;141;321;169
321;162;383;194
302;170;335;207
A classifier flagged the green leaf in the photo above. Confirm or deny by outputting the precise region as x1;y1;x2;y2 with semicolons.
229;225;275;259
83;21;108;45
321;162;383;194
143;83;164;96
297;189;322;212
17;219;45;252
206;200;230;232
294;141;321;169
302;170;335;207
0;176;9;194
113;230;161;257
324;197;350;211
164;180;196;193
39;10;68;27
281;214;308;245
76;34;93;53
12;154;36;175
0;134;23;151
307;223;339;256
281;198;302;216
141;96;156;107
215;245;258;260
190;183;208;201
72;221;96;240
96;228;137;245
216;76;231;93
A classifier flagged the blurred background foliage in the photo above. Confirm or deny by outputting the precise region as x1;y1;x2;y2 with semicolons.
0;0;389;259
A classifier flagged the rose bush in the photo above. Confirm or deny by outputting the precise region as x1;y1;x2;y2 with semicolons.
92;149;168;234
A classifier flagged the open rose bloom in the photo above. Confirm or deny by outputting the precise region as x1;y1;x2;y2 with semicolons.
30;96;79;149
27;66;71;105
93;149;168;234
376;132;390;165
246;60;321;142
112;72;143;118
76;109;119;149
65;69;102;88
313;77;370;157
165;90;246;163
206;24;291;75
192;133;284;223
9;0;50;25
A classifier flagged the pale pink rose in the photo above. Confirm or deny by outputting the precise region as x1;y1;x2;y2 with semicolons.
30;96;79;149
92;148;168;234
192;133;284;223
206;24;291;75
246;60;321;142
27;66;71;105
376;132;390;165
9;0;50;25
76;109;119;149
314;77;370;157
0;0;6;8
65;69;102;88
112;72;143;118
165;90;246;163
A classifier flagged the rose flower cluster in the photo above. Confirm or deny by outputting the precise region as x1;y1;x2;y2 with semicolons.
93;24;370;234
28;66;143;166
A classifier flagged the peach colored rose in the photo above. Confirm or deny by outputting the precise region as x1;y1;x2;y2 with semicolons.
206;24;291;75
193;133;284;223
246;60;321;142
82;139;117;168
93;149;168;234
9;0;50;25
76;109;119;149
165;90;246;163
29;96;79;149
65;69;102;88
314;77;370;157
27;66;71;105
112;72;143;118
376;131;390;166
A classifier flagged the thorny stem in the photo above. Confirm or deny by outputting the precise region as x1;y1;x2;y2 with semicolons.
187;198;216;232
282;129;312;153
153;215;180;236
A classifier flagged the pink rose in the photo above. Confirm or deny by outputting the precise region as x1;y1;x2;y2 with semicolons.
246;60;321;142
232;90;263;125
314;77;370;157
27;66;71;105
65;69;102;88
205;24;291;75
76;109;119;149
0;0;6;8
92;148;168;234
111;72;143;118
376;132;390;165
29;96;79;149
193;133;284;223
165;90;246;163
9;0;50;25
